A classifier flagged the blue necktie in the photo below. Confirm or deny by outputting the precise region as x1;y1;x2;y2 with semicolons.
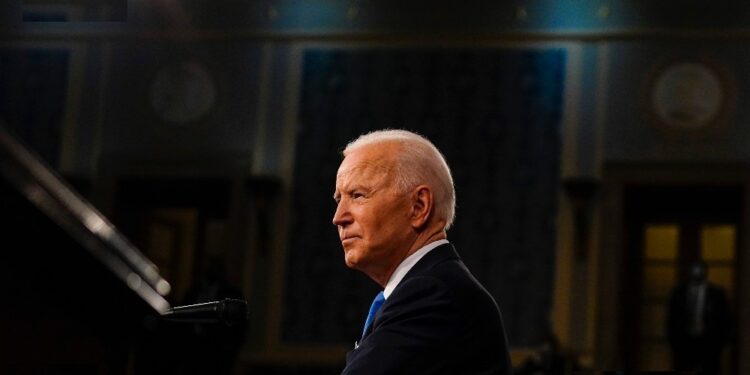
361;291;385;339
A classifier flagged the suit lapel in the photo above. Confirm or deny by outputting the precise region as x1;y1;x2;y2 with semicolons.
361;244;459;339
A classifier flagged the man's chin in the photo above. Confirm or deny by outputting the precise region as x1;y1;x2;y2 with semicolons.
343;250;363;269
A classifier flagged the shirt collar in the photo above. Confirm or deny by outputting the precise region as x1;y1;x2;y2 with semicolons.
383;239;449;299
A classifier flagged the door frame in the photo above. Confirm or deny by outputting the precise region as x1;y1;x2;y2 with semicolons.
622;184;741;371
595;162;750;374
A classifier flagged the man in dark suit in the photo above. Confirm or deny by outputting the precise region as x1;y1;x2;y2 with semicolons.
667;260;732;375
333;129;511;374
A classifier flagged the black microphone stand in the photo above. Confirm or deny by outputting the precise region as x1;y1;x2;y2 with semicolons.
161;298;248;326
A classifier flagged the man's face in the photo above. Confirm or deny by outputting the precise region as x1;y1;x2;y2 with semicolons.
332;143;413;275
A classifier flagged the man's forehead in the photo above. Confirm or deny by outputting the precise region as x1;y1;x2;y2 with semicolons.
336;149;394;183
337;159;389;182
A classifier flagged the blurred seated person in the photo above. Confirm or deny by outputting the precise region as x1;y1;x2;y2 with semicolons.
515;333;577;375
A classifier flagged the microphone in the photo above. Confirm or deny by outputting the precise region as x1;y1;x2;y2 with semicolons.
161;298;248;326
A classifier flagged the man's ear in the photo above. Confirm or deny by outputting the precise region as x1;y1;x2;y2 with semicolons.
411;185;433;229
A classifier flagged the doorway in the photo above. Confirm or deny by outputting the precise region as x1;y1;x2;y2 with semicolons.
113;178;231;303
621;185;740;373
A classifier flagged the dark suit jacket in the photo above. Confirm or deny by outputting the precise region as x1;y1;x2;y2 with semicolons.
666;282;732;348
342;244;511;375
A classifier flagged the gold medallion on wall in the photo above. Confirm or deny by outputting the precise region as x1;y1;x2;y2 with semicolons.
643;57;734;140
149;59;217;128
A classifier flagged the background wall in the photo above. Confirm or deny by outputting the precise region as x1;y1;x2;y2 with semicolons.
3;0;750;373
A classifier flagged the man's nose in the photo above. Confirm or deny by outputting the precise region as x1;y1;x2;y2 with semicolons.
332;200;351;227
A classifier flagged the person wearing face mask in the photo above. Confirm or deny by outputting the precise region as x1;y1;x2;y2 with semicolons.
666;260;732;375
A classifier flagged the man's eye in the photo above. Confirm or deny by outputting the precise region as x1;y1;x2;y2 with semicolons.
352;192;365;199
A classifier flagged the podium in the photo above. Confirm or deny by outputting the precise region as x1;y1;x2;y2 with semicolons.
0;125;174;373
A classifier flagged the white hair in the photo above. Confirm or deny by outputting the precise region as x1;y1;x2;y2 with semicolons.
343;129;456;230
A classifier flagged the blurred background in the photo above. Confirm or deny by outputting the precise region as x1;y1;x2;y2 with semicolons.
1;0;748;374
